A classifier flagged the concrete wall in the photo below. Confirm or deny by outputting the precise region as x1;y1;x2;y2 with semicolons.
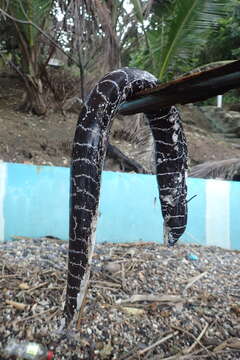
0;162;239;250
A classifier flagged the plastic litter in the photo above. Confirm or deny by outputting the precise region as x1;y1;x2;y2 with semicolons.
186;253;198;261
3;339;53;360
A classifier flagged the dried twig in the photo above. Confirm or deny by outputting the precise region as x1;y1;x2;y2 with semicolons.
90;280;121;288
183;272;207;292
117;294;184;304
14;307;58;324
107;242;156;248
6;300;27;311
183;323;209;354
214;338;240;352
121;262;126;289
0;274;21;279
153;346;212;360
25;281;49;293
125;331;179;360
171;324;212;357
138;331;179;356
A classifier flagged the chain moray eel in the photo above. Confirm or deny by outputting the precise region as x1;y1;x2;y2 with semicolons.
64;67;188;322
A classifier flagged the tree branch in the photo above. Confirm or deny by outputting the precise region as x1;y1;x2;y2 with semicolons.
0;7;79;67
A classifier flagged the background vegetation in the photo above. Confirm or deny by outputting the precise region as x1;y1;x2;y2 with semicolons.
0;0;239;114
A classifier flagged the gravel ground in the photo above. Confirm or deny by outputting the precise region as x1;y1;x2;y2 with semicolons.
0;237;240;359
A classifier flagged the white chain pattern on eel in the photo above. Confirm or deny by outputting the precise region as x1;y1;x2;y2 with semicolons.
64;67;188;322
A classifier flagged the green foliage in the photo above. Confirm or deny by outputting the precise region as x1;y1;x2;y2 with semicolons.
199;1;240;64
0;0;55;114
130;0;231;81
151;0;174;18
0;0;54;73
201;89;239;106
158;0;226;79
131;0;144;23
1;0;53;44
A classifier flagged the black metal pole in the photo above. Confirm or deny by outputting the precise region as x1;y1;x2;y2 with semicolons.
118;60;240;115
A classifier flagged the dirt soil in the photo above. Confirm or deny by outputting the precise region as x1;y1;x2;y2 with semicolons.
0;75;240;170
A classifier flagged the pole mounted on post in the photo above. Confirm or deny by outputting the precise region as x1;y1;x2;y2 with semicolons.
119;60;240;116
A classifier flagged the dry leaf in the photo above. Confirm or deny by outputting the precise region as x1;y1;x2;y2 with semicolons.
228;339;240;349
122;307;145;316
6;300;27;311
159;310;171;318
138;271;145;282
184;272;207;291
99;341;113;359
19;283;30;290
230;303;240;316
117;294;183;304
213;338;240;352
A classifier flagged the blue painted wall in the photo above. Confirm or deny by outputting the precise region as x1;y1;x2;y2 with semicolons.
0;162;239;249
4;163;69;241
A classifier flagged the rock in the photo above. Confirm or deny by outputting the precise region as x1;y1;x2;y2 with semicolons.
180;104;212;131
226;103;240;112
103;262;121;274
200;106;240;135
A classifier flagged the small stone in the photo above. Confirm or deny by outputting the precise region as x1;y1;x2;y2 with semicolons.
103;262;121;274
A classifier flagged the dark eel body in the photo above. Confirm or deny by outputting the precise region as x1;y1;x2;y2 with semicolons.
65;68;188;322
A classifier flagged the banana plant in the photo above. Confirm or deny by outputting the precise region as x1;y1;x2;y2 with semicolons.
0;0;54;114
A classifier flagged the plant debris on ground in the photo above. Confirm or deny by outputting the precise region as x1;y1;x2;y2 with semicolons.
0;237;240;359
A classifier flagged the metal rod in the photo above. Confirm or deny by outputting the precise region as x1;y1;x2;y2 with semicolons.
118;60;240;115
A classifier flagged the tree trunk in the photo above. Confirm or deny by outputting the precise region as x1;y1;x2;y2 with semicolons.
19;76;47;116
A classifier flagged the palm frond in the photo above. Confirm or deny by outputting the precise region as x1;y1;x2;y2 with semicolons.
158;0;229;79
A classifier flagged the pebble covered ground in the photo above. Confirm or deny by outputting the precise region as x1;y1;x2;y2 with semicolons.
0;237;240;359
